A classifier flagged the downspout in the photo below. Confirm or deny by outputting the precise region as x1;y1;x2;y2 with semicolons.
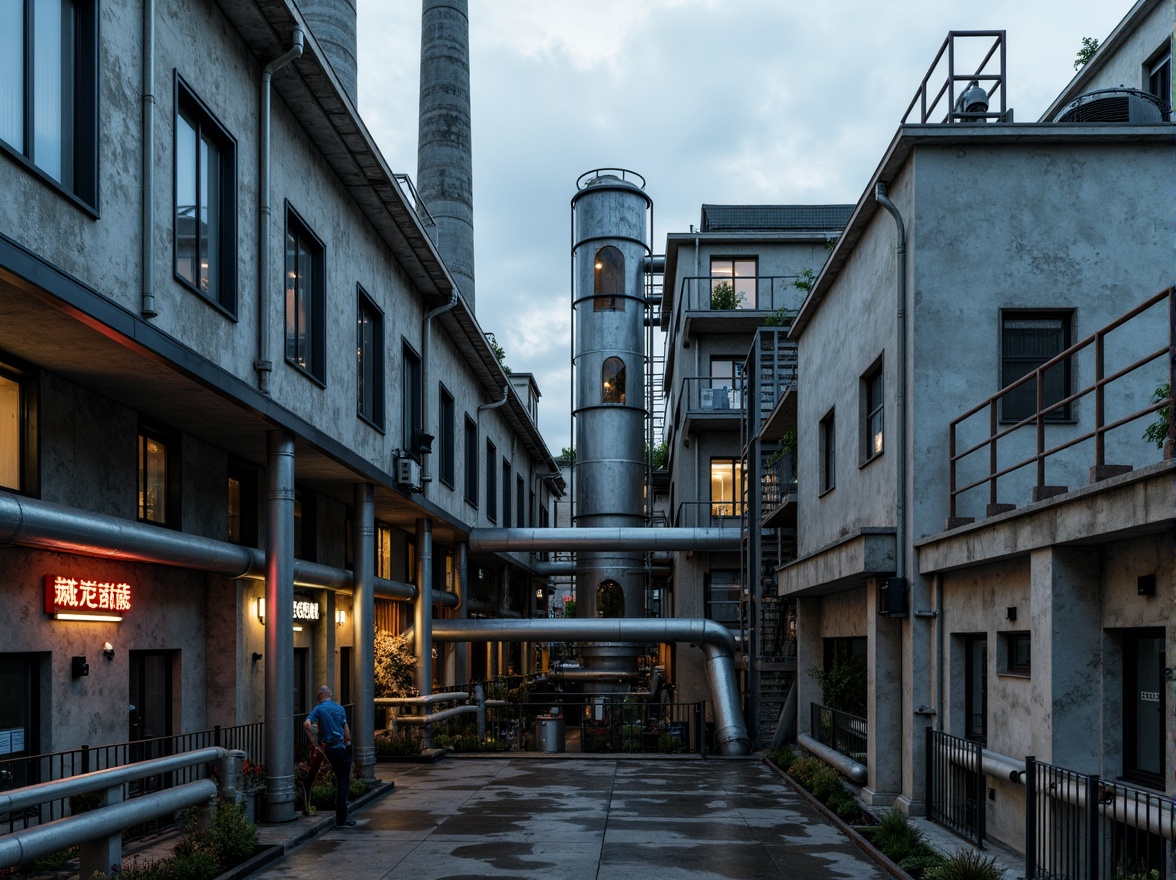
140;0;157;318
478;385;509;412
874;182;907;580
255;29;304;394
421;292;459;496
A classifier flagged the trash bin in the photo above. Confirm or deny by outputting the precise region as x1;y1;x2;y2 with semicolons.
535;715;565;753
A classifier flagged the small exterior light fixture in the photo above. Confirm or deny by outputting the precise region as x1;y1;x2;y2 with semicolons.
535;588;544;599
256;597;266;624
336;609;347;627
102;642;115;660
71;656;89;678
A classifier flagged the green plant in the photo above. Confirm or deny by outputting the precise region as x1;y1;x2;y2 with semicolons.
763;308;792;327
709;281;743;310
1142;382;1170;449
1112;867;1161;880
925;850;1005;880
809;644;868;717
873;808;928;866
559;446;575;464
1074;36;1100;69
767;746;796;771
374;629;417;699
657;732;684;754
208;798;258;865
903;851;948;878
793;267;816;293
486;332;511;374
645;441;668;470
374;731;420;756
561;596;576;618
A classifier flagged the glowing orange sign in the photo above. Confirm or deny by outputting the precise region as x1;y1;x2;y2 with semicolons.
44;575;132;616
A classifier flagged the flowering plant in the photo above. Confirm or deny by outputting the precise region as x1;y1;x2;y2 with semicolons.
241;760;265;788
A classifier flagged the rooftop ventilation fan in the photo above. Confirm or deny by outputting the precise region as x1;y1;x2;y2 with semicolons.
1053;87;1169;123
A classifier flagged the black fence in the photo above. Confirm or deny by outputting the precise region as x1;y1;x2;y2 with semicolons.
810;703;867;764
1025;756;1173;880
925;728;985;847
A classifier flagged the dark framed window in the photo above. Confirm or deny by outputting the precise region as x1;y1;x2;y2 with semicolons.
1123;629;1165;786
593;246;624;311
1001;631;1030;676
402;342;422;455
964;634;987;743
227;461;258;546
293;488;316;561
1000;312;1072;423
1145;45;1171;111
602;357;625;404
356;289;384;428
502;460;511;526
138;423;179;526
705;570;741;632
709;458;743;520
709;356;743;410
709;257;756;308
485;440;497;522
0;359;38;496
174;77;236;313
596;579;624;617
284;207;325;381
438;385;455;488
819;409;836;494
862;360;884;462
517;476;525;528
463;416;477;506
0;0;98;206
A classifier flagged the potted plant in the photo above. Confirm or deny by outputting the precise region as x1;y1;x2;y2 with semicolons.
709;281;743;310
240;760;265;823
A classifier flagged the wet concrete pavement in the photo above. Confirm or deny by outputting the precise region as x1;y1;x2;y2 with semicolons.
250;756;888;880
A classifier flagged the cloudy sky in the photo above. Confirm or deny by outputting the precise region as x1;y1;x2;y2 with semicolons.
354;0;1128;454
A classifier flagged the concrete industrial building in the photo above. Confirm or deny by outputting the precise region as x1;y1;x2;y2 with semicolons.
0;0;564;822
771;0;1173;868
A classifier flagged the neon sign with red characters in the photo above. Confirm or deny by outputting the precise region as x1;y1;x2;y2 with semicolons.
44;575;132;619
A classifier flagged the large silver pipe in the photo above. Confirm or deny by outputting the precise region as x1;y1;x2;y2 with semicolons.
415;519;433;700
264;431;296;822
469;527;739;554
544;669;639;683
431;618;750;755
352;483;376;783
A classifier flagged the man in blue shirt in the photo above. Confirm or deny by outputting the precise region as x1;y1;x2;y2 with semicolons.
304;685;355;827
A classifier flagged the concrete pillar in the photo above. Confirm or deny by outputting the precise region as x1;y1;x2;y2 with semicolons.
794;596;822;736
900;570;935;816
865;577;903;806
352;483;377;783
415;518;433;697
317;590;337;696
1030;546;1102;768
263;431;295;822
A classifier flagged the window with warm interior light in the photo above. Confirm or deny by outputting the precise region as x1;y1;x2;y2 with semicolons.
709;458;743;520
284;208;325;380
593;246;624;311
138;425;176;526
602;357;626;404
174;78;236;313
862;360;884;462
709;257;756;309
376;522;392;579
0;364;35;494
0;0;98;205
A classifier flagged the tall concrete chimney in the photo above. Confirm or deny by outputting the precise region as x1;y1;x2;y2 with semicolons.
417;0;476;308
299;0;358;106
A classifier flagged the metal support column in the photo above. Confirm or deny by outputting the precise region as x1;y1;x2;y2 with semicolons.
352;483;376;783
263;431;295;822
415;519;433;699
454;541;469;684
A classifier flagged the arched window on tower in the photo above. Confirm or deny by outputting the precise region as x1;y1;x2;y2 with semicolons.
596;579;624;617
602;357;625;404
593;246;624;311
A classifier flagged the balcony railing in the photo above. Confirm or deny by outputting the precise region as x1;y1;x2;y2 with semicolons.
678;377;745;415
901;31;1008;124
674;500;743;528
678;275;804;314
810;703;867;765
948;286;1173;523
762;453;797;516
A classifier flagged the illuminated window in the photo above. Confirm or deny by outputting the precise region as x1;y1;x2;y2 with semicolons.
376;523;392;579
709;257;756;309
356;289;384;428
709;458;743;519
596;579;624;617
138;426;175;526
0;365;34;494
602;357;626;404
174;78;236;313
284;208;325;381
593;246;624;311
862;361;883;461
0;0;98;204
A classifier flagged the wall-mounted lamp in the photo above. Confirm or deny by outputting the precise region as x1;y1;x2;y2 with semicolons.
102;642;114;660
1006;606;1017;622
335;609;346;627
535;588;544;599
292;624;303;633
256;597;265;624
251;652;263;662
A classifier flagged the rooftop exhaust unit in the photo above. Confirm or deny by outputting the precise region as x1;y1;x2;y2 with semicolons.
1053;88;1169;124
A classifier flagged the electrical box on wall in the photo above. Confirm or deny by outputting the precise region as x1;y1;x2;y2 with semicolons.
880;577;909;618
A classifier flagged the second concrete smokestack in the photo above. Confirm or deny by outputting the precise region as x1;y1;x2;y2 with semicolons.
418;0;476;308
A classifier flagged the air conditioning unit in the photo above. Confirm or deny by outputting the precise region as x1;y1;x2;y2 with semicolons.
1053;87;1168;124
396;457;422;492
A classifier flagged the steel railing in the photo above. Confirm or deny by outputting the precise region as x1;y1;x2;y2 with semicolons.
1025;756;1174;880
810;703;867;765
677;275;803;314
679;376;746;415
925;728;986;847
949;287;1174;521
901;31;1008;124
673;500;744;528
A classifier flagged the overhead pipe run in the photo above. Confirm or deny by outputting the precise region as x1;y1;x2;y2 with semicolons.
431;618;751;756
469;527;739;554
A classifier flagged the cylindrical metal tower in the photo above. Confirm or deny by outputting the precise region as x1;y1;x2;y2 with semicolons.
571;170;651;677
299;0;358;106
417;0;476;307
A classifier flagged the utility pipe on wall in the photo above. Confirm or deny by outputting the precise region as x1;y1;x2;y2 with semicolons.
470;527;739;554
414;519;433;703
351;483;376;783
255;29;304;394
140;0;156;318
421;292;458;495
